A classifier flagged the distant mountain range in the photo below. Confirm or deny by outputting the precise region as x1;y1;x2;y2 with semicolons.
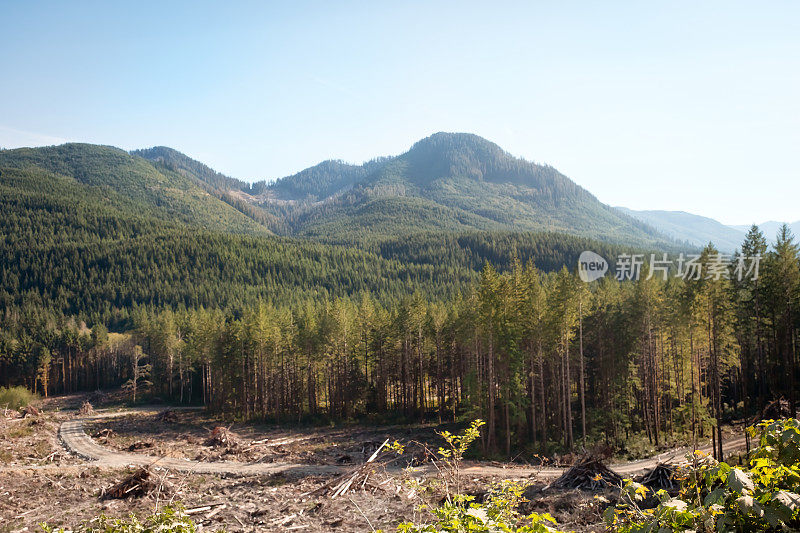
2;136;671;317
618;208;800;252
729;221;800;240
4;131;797;318
138;132;675;247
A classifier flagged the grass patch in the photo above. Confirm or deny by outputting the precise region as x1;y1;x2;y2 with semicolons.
32;439;52;457
0;386;38;410
8;424;33;438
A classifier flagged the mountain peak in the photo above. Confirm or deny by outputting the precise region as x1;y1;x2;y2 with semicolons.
408;132;504;159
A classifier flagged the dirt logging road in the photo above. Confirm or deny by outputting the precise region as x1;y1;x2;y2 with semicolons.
58;408;341;477
55;407;750;480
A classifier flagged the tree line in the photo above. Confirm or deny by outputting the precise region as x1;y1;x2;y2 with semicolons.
1;225;798;458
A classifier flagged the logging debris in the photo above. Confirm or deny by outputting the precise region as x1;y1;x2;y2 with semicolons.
77;401;95;415
92;428;115;443
311;438;390;499
636;463;680;492
102;467;156;499
547;456;622;490
21;405;41;418
205;426;240;449
157;409;179;423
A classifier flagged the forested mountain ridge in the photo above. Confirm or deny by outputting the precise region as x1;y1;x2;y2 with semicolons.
253;133;674;246
136;133;673;247
131;146;251;193
1;143;656;323
130;145;284;232
0;144;273;236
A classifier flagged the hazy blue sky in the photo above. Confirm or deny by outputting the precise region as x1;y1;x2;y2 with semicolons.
1;1;798;225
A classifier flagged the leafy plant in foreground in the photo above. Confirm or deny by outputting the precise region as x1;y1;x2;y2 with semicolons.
606;418;800;532
40;505;205;533
389;420;561;532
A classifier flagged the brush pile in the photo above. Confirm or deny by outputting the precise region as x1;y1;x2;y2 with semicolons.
77;401;95;415
753;398;792;423
205;426;240;449
636;463;680;492
102;467;156;499
92;428;115;443
21;405;41;418
157;409;179;423
313;438;390;499
547;456;622;490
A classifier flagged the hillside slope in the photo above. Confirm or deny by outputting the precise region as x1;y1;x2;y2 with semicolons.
131;145;284;231
617;207;746;252
253;133;672;247
0;144;272;235
1;143;654;321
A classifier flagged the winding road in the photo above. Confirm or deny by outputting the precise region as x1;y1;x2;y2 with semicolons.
51;407;751;480
57;408;342;477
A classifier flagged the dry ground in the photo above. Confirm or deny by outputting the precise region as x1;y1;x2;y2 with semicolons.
83;410;434;466
0;466;608;532
0;392;747;532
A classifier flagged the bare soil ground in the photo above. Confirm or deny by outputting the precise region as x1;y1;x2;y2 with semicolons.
0;392;747;532
83;410;432;466
0;409;83;468
0;465;607;532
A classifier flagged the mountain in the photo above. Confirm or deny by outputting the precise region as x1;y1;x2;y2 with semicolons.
240;132;675;247
132;146;283;232
132;146;251;192
0;143;272;236
617;207;747;252
730;221;800;241
1;141;654;322
616;207;800;252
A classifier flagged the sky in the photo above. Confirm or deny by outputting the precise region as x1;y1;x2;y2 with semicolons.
1;1;798;225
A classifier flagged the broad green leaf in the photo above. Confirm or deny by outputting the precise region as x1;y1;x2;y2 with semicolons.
728;468;755;494
736;495;764;518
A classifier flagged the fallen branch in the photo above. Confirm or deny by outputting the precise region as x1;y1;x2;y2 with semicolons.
185;502;225;515
329;438;389;499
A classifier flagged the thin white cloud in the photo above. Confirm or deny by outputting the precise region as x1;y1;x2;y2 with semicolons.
0;126;69;149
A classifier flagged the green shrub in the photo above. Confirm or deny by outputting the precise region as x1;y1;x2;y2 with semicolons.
396;482;560;532
389;420;562;532
607;418;800;532
0;386;38;410
41;505;201;532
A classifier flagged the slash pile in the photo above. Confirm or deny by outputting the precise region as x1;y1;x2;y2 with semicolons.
205;426;240;449
547;456;622;490
636;463;680;492
102;467;156;499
